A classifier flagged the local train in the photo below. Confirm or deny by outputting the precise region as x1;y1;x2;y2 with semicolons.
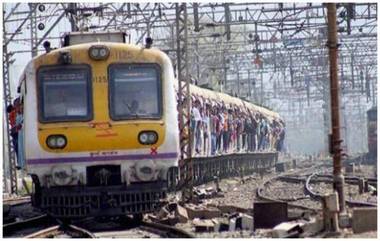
16;32;282;218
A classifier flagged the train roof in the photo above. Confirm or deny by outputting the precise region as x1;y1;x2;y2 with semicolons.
176;81;281;122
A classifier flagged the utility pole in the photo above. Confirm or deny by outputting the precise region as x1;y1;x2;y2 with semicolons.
195;39;200;82
248;70;251;100
222;55;227;93
175;3;192;201
237;71;240;97
260;70;264;104
370;72;376;106
3;19;18;194
68;3;78;31
224;3;231;41
29;3;38;57
327;3;346;214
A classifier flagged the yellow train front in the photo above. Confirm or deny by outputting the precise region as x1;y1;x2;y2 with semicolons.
21;33;179;218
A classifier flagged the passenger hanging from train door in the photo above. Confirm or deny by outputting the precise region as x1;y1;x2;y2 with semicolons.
241;108;248;152
274;120;281;151
268;120;274;151
239;109;244;152
265;118;271;150
189;95;196;155
263;118;270;150
217;104;224;154
201;100;210;156
245;116;252;152
277;121;286;152
222;107;230;153
202;100;211;156
236;109;243;152
270;120;278;151
208;102;213;155
251;113;258;152
230;107;237;152
267;121;272;151
227;107;234;152
15;97;25;169
245;112;251;152
198;102;204;155
210;104;217;156
258;115;265;150
234;107;241;152
7;103;18;159
239;109;245;152
192;98;202;155
214;104;220;154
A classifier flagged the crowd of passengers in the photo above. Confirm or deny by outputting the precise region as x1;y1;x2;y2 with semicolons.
187;95;285;156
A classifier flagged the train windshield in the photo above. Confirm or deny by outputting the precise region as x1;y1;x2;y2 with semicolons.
38;65;92;122
109;64;162;120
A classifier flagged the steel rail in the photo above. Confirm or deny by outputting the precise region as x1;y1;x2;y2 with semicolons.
256;181;320;212
60;217;193;238
256;163;333;212
24;224;96;238
3;214;55;237
140;221;194;238
3;196;31;206
305;173;377;208
256;172;321;212
23;225;60;238
279;174;377;187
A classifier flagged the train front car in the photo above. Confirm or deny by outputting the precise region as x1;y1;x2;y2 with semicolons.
22;39;179;218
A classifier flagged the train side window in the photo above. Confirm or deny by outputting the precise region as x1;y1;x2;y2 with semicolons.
108;63;162;120
37;65;93;123
367;109;377;122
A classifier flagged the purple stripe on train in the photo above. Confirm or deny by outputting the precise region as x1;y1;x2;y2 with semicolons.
27;152;178;165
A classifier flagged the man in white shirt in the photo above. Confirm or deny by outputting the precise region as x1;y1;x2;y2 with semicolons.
192;99;202;155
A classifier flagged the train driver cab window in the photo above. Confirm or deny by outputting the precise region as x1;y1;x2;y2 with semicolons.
38;65;92;122
109;64;162;120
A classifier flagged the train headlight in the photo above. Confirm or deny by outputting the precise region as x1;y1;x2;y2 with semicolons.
89;45;110;60
51;166;74;186
46;135;67;149
138;131;158;145
135;160;157;181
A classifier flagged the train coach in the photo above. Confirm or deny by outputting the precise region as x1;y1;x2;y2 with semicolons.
16;32;282;218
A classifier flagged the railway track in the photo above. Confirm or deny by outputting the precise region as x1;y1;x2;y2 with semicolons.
4;214;193;238
3;214;57;237
305;173;377;208
140;221;194;238
3;197;33;224
24;224;96;238
257;166;377;214
256;172;321;212
316;174;377;186
72;217;194;238
3;196;31;206
279;175;377;187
